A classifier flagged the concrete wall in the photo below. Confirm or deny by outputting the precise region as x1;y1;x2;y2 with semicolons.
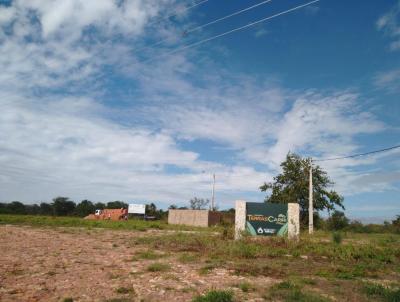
288;203;300;240
168;210;221;227
234;200;246;240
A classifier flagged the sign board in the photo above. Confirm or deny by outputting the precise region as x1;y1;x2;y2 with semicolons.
128;203;146;214
246;202;288;236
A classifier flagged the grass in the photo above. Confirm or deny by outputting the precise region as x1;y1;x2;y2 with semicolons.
115;287;135;295
263;281;330;302
192;290;234;302
363;282;400;301
147;262;171;272
135;250;165;260
0;214;213;232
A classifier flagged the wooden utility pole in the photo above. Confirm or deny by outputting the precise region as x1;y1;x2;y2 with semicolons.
309;160;313;234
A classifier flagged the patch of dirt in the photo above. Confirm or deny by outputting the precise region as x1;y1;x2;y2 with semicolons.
0;226;276;301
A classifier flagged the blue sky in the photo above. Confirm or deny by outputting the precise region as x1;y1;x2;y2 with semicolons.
0;0;399;222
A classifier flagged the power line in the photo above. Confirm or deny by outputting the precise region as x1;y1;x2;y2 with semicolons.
137;0;273;54
314;144;400;162
142;0;320;63
185;0;273;35
147;0;210;26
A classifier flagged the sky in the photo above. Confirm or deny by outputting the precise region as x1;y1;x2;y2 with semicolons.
0;0;399;222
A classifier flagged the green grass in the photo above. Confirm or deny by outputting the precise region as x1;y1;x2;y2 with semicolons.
264;281;330;302
192;290;234;302
147;262;171;272
363;282;400;301
0;214;212;232
135;250;165;260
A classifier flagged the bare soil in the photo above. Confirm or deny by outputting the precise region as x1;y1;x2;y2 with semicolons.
0;225;276;302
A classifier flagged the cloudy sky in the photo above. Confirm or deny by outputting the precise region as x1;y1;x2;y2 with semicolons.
0;0;399;221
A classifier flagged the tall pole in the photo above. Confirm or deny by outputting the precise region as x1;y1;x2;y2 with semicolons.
309;160;313;234
211;173;215;211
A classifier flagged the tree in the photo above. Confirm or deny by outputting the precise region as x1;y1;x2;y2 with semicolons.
75;200;95;217
39;202;54;215
8;201;26;215
146;203;157;216
94;202;106;210
260;153;344;225
189;197;209;210
392;215;400;227
168;204;178;210
326;210;349;230
106;201;127;209
52;197;76;216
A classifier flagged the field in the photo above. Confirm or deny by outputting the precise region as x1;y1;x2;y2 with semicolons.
0;215;400;302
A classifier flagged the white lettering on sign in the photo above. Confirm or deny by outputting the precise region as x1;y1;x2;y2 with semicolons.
128;204;146;214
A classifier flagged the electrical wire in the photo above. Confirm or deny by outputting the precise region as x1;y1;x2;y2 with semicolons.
147;0;210;26
142;0;320;63
137;0;273;54
314;144;400;162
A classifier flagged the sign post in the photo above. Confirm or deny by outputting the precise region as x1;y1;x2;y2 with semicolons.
235;201;299;240
128;204;146;218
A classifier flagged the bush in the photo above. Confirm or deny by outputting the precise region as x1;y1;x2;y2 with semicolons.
192;290;234;302
147;263;171;272
327;211;349;230
332;232;343;244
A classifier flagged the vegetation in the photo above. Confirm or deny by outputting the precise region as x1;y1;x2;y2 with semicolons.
0;198;167;219
189;197;210;210
260;153;344;225
363;282;400;301
0;214;212;232
192;290;234;302
147;263;171;272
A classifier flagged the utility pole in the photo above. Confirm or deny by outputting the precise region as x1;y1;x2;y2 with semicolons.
309;159;313;234
211;173;215;211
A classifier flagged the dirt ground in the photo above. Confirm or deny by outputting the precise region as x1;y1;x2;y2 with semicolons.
0;225;276;302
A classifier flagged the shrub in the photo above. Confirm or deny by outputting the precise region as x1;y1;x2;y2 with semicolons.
147;263;171;272
363;282;400;301
332;232;343;244
192;290;234;302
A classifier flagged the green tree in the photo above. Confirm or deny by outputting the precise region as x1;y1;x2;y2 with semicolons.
106;201;127;209
326;210;349;230
94;202;106;210
39;202;53;215
75;200;95;217
52;197;76;216
260;153;344;225
8;201;26;215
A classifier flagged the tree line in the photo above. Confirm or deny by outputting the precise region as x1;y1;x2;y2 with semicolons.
0;197;167;219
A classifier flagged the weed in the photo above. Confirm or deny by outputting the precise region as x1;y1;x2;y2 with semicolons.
264;281;330;302
363;282;400;301
332;232;343;244
237;282;254;292
147;263;171;272
62;298;73;302
115;287;134;294
178;253;197;263
192;290;234;302
136;250;163;260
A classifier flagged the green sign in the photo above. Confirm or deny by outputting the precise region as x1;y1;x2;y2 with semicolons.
246;202;288;236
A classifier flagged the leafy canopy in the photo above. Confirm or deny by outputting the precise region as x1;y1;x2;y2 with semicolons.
260;153;344;221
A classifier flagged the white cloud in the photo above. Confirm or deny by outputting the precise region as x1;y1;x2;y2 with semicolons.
377;0;400;51
0;0;395;209
374;68;400;92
